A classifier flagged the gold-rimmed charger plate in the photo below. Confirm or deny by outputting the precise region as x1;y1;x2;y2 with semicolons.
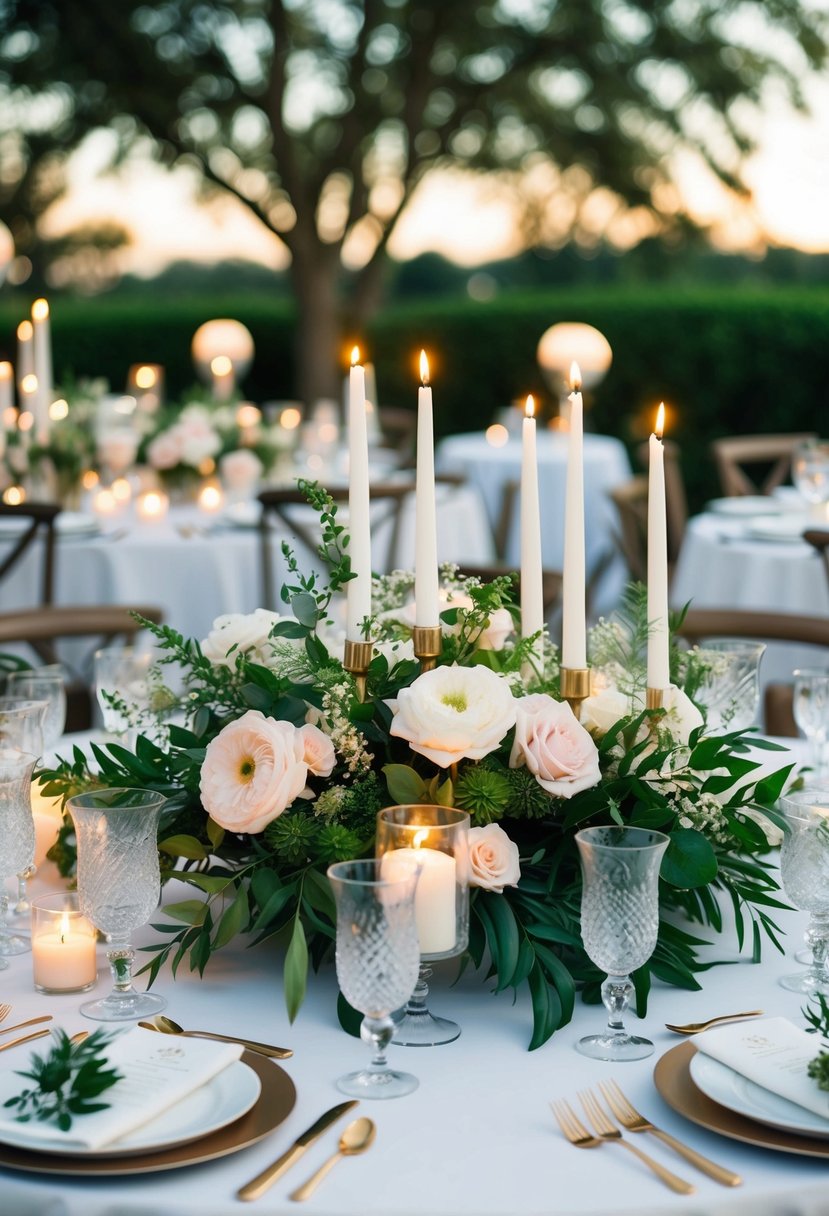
654;1040;829;1159
0;1051;296;1177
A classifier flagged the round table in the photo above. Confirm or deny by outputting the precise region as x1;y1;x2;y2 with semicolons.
1;745;827;1216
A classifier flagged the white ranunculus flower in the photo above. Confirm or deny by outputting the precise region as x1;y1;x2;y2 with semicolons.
389;664;516;768
468;824;521;892
201;608;290;668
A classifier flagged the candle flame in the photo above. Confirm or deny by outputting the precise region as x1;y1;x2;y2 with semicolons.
21;373;37;396
655;402;665;440
17;320;33;342
569;362;582;392
412;828;429;849
32;298;50;323
419;349;430;386
351;345;360;367
211;354;232;377
59;909;70;943
525;393;535;419
0;361;11;379
135;364;157;389
2;485;25;505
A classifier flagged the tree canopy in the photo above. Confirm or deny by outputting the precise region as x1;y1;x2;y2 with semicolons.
1;0;827;398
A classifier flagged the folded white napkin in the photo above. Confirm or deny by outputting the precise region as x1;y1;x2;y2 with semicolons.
0;1025;243;1151
695;1015;829;1121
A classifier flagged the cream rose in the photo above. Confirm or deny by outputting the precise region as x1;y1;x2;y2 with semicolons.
468;823;521;892
220;448;264;491
509;693;601;798
581;685;631;737
390;664;516;768
200;710;308;833
298;723;336;777
147;430;182;470
201;608;288;667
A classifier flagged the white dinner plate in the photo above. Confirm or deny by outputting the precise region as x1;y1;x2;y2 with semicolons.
221;501;260;529
689;1051;829;1139
742;515;809;543
0;1059;261;1158
707;496;787;517
0;512;99;539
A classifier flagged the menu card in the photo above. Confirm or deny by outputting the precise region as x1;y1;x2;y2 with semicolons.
695;1015;829;1120
0;1026;243;1150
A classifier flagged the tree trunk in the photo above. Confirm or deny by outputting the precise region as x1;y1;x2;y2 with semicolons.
290;247;343;407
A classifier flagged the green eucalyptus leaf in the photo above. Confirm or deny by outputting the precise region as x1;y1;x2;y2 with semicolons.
382;764;427;804
284;917;309;1023
661;829;718;889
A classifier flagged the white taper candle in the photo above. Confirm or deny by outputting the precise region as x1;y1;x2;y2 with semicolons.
520;394;544;664
31;298;53;441
415;350;439;627
647;402;670;689
346;347;372;640
562;361;586;668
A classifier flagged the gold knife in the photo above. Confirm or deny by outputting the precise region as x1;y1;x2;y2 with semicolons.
0;1015;52;1036
0;1028;52;1054
237;1100;359;1202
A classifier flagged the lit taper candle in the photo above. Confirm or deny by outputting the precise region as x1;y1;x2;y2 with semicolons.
415;349;439;627
647;402;670;690
520;394;543;664
16;320;34;394
31;298;53;441
346;346;372;640
562;361;586;669
0;361;12;413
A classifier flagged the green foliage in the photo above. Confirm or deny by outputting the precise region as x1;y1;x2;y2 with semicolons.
3;1030;121;1133
454;766;512;824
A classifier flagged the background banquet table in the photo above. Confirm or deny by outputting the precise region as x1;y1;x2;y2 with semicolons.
435;430;632;616
1;743;827;1216
0;480;493;649
670;509;829;686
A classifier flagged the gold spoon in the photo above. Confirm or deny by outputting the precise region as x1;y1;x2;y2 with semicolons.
288;1117;376;1203
137;1015;293;1059
665;1010;764;1035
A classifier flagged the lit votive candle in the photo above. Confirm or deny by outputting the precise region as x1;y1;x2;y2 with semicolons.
94;488;118;518
380;830;456;954
32;893;97;994
198;481;224;513
31;781;63;868
136;489;169;521
111;476;132;504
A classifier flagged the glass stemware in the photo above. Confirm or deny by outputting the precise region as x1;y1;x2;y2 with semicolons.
778;789;829;996
6;669;66;752
93;647;154;741
792;439;829;517
0;699;47;919
67;787;168;1021
0;750;37;963
575;825;669;1061
375;805;470;1046
695;639;766;733
793;668;829;781
328;858;421;1099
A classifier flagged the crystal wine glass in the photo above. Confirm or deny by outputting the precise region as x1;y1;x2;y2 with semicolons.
0;699;47;919
792;439;829;517
6;669;66;751
575;825;669;1060
67;787;168;1021
93;647;154;741
695;639;766;733
328;858;421;1098
375;805;470;1046
0;750;37;963
778;789;829;996
793;668;829;781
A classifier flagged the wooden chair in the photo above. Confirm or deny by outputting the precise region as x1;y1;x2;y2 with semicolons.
377;407;416;463
0;501;60;605
609;476;649;584
456;565;563;620
0;605;164;730
676;608;829;736
258;481;415;611
711;433;816;497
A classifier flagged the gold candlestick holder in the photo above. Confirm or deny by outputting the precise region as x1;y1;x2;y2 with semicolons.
560;667;591;719
343;638;374;703
412;625;443;673
646;687;665;710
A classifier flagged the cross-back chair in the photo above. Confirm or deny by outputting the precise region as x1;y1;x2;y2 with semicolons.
711;433;817;498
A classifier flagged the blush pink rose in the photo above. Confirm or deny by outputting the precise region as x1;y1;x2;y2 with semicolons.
147;431;182;470
298;723;336;777
509;693;601;798
200;710;308;834
468;824;521;892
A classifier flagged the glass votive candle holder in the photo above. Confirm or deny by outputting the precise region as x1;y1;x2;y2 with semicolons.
31;892;98;994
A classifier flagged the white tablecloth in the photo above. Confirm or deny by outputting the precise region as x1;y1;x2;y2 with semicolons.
2;744;828;1216
0;484;493;649
671;513;829;685
436;431;632;616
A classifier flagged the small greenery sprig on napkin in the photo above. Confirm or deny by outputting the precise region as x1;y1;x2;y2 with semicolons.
4;1029;122;1132
803;995;829;1091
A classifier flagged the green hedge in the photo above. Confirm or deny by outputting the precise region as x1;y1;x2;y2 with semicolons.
2;287;827;510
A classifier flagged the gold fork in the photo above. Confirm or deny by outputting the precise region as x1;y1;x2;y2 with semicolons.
599;1080;741;1187
552;1099;694;1194
0;1003;11;1024
577;1090;695;1194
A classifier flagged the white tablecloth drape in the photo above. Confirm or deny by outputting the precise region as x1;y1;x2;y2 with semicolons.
670;513;829;686
2;744;827;1216
435;431;632;617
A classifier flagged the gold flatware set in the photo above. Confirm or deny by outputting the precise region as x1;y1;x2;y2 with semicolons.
137;1014;293;1058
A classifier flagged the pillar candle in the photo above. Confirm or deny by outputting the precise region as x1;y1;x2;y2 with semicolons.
562;361;586;668
16;320;34;393
647;402;670;689
520;394;544;664
381;843;456;954
31;298;53;441
415;350;439;627
345;347;372;640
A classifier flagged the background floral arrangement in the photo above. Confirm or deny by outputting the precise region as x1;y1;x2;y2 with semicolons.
42;486;792;1049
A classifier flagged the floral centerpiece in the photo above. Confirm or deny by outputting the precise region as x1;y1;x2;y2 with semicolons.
42;485;792;1048
1;378;105;506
